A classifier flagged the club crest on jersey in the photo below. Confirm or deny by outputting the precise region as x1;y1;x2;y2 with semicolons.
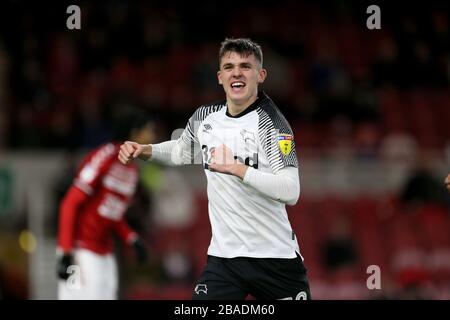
203;123;212;133
277;134;293;155
240;129;256;144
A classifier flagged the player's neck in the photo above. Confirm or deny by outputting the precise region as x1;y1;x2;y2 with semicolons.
227;94;258;116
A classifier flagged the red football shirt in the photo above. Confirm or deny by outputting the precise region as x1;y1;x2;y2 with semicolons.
58;142;139;254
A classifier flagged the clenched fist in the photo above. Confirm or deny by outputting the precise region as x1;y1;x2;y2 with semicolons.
208;144;248;179
118;141;152;164
445;174;450;193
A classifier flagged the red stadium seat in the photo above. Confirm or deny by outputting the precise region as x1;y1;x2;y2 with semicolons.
416;204;450;249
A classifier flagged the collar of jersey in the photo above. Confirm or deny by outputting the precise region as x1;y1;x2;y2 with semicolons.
225;91;269;118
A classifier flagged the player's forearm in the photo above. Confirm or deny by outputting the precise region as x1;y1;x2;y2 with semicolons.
230;163;249;179
150;139;192;166
138;144;152;161
58;202;77;252
243;166;300;205
115;219;137;244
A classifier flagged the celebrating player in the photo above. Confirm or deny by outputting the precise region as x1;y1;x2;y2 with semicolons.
119;38;311;300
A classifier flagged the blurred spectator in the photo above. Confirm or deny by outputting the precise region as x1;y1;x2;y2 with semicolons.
444;174;450;193
353;122;380;160
0;43;9;149
395;267;433;299
372;36;400;87
262;46;294;101
380;131;419;164
401;164;448;207
77;92;112;148
159;247;196;286
322;215;358;271
153;168;196;229
0;106;6;150
46;34;80;97
326;115;353;159
0;229;29;299
0;263;28;299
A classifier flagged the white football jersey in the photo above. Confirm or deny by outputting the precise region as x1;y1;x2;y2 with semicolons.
181;92;301;259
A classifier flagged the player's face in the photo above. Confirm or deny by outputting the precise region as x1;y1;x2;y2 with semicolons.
218;52;267;107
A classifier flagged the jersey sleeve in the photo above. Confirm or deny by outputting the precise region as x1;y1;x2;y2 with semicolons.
176;104;224;164
179;111;202;164
150;111;202;165
115;218;137;244
151;103;225;165
180;111;200;146
243;166;300;205
257;107;299;173
73;143;117;195
57;185;90;252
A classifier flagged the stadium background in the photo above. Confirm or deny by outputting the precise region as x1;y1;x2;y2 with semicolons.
0;0;449;299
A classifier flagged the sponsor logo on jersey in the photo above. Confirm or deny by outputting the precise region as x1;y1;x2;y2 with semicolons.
235;153;258;169
277;134;293;155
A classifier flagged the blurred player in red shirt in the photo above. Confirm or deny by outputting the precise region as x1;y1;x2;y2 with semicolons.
56;109;156;300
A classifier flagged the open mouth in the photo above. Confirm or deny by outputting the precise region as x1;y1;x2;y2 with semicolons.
230;81;246;93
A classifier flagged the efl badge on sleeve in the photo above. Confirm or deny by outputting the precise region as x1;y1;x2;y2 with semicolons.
278;134;293;155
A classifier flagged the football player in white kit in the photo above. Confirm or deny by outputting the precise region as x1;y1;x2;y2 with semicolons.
119;38;311;300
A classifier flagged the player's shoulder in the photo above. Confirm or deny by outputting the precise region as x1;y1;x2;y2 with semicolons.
191;99;227;122
256;92;293;134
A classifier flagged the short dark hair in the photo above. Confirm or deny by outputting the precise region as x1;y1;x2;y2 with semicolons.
219;38;263;67
111;107;154;141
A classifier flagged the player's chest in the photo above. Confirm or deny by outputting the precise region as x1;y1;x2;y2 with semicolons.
197;114;260;169
197;115;259;152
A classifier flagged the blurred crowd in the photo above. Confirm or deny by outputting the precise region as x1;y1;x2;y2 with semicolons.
0;1;448;156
